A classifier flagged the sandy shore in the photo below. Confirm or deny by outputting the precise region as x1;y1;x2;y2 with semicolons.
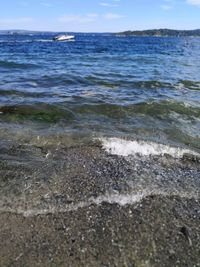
0;140;200;266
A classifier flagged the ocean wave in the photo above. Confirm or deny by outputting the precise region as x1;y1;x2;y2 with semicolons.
83;75;176;89
0;40;53;43
73;100;200;119
0;104;75;123
131;100;200;118
0;99;199;125
100;137;199;158
0;60;39;69
176;80;200;91
0;89;50;98
12;74;199;91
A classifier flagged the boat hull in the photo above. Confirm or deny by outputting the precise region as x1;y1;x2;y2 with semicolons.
53;35;75;41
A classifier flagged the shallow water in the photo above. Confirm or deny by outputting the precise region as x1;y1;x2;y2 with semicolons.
0;33;200;151
0;33;200;218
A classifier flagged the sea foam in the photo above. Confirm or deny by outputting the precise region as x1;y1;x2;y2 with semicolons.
0;190;198;217
100;137;199;158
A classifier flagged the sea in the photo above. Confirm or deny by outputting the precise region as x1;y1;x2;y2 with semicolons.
0;33;200;216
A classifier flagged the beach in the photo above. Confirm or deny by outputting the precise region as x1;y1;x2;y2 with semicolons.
0;140;200;266
0;33;200;266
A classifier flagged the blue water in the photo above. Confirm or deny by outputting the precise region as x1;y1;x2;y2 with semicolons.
0;33;200;150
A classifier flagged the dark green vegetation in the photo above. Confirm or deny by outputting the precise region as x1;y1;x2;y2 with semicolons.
117;29;200;37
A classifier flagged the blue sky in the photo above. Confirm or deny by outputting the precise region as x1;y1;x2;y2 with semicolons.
0;0;200;32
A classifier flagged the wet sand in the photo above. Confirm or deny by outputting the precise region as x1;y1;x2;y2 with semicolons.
0;140;200;266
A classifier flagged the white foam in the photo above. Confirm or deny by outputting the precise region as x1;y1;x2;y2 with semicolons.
0;190;198;217
28;81;38;87
0;192;146;217
100;137;198;158
92;192;145;206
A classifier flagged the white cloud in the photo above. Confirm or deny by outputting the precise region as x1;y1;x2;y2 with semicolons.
161;5;173;10
103;13;125;19
186;0;200;5
58;14;98;24
99;2;119;7
40;2;53;7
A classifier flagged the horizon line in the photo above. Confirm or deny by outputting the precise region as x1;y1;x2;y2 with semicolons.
0;28;200;33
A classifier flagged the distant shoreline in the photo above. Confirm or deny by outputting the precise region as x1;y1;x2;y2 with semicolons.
116;29;200;37
0;28;200;37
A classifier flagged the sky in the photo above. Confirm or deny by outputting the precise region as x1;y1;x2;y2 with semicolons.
0;0;200;32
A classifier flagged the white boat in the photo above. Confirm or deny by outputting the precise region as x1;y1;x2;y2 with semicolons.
53;34;75;41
